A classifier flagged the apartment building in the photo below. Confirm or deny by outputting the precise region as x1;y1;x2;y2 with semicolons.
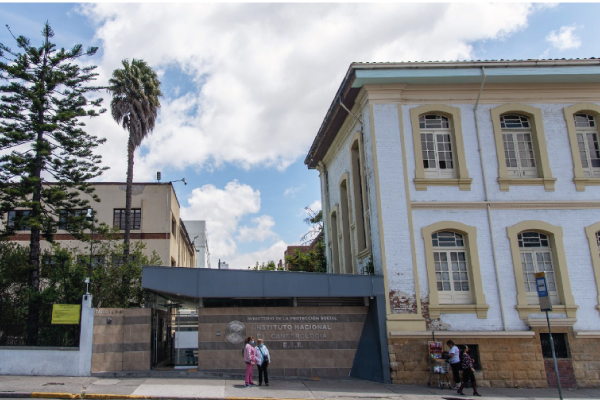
183;220;211;269
305;59;600;388
4;182;195;268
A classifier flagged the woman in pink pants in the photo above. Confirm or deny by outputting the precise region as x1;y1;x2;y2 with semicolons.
243;336;256;386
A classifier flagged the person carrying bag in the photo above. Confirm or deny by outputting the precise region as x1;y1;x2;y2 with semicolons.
255;338;271;386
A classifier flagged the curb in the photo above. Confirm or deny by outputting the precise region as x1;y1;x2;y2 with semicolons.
0;394;313;400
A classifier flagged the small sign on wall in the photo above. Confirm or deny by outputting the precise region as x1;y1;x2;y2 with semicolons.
51;304;81;324
535;272;552;312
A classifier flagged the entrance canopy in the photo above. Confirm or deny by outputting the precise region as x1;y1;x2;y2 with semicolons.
141;267;390;383
142;267;385;299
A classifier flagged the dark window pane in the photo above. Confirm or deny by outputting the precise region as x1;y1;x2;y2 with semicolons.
7;210;31;230
113;209;141;230
540;333;570;359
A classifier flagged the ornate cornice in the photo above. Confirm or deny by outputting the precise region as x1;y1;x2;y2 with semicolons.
411;201;600;210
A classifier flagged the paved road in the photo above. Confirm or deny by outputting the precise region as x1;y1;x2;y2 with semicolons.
0;375;599;400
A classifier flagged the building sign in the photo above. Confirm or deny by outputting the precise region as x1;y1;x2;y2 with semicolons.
51;304;81;324
197;306;368;377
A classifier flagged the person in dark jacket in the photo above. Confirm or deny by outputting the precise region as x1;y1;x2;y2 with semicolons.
446;340;461;389
457;345;481;396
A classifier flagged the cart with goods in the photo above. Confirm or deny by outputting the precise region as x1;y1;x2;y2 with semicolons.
426;340;452;389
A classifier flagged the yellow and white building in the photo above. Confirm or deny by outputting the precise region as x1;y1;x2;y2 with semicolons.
4;182;196;268
306;59;600;388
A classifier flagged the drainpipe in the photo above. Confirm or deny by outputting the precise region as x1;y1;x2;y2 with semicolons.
473;67;507;331
165;184;170;266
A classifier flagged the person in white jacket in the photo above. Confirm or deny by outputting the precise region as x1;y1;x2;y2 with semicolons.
254;339;271;386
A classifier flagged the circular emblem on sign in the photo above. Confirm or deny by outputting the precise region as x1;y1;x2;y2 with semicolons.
225;320;246;344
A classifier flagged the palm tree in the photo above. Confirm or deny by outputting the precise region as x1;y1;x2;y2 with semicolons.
108;59;162;258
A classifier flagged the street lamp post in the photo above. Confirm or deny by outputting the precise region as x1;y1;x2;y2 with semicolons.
86;208;95;281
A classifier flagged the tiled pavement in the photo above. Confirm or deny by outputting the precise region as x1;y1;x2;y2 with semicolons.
0;375;599;400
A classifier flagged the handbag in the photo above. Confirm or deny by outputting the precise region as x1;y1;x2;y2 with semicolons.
260;347;269;363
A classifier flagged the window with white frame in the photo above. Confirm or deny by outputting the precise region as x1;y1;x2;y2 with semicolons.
518;231;560;304
574;113;600;178
419;115;456;178
432;231;472;304
500;114;538;178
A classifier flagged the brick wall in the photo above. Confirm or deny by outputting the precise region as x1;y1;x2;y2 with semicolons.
91;308;152;372
544;359;577;388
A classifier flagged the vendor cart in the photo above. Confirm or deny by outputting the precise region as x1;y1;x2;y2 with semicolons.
426;341;452;389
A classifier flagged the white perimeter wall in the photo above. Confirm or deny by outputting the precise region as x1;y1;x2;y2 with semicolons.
0;295;94;376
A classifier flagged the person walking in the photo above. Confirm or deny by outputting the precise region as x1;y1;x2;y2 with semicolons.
457;345;481;396
255;338;271;386
243;336;256;387
446;340;461;389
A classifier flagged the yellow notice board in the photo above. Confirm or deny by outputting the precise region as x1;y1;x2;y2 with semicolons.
51;304;81;324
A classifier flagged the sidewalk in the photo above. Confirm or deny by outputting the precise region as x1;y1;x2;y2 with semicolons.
0;375;599;400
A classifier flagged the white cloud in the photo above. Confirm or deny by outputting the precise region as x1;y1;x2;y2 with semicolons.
284;186;303;197
546;26;582;50
180;180;262;257
71;3;536;267
307;200;322;213
77;3;534;180
228;240;288;270
237;215;279;243
179;180;285;268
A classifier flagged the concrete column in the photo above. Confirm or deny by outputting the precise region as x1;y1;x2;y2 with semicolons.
78;295;94;376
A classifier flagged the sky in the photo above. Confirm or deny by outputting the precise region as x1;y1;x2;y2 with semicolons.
1;2;599;269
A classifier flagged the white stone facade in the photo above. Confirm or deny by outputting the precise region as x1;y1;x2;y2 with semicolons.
310;61;600;336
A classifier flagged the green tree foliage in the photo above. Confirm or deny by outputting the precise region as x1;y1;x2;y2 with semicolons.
0;229;161;310
285;240;326;273
0;23;107;298
285;206;326;273
247;260;282;271
0;240;30;304
107;59;161;258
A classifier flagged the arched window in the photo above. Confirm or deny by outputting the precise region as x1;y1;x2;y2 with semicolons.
419;115;456;178
339;175;354;274
350;136;369;254
410;104;471;191
422;221;488;319
500;114;538;178
518;231;560;305
507;221;576;321
491;104;555;191
563;103;600;190
329;208;341;274
432;231;472;304
584;222;600;314
574;113;600;178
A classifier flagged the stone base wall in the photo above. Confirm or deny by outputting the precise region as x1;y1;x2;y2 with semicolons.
564;330;600;388
198;306;367;378
388;327;600;388
91;308;152;372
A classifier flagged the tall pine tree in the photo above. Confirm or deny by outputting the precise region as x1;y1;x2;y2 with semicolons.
0;22;107;340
